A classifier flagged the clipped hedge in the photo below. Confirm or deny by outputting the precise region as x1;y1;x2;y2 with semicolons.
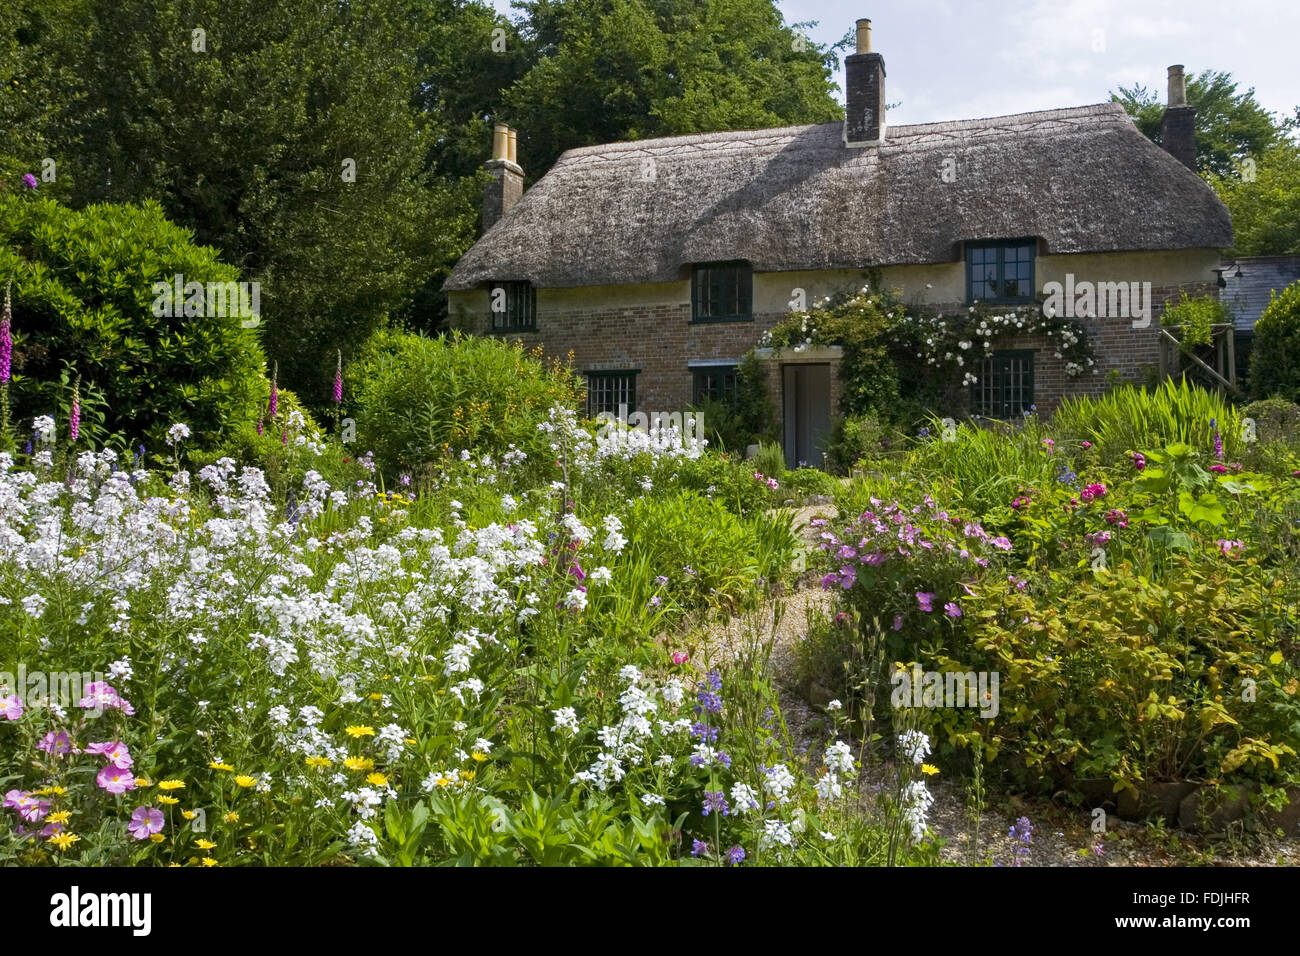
0;193;266;448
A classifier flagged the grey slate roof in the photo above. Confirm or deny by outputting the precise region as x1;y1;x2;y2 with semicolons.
444;102;1232;291
1220;255;1300;331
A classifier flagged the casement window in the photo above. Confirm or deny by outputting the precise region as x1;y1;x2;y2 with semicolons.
586;370;638;417
691;262;752;322
972;350;1034;418
965;241;1036;304
691;364;739;405
488;281;536;331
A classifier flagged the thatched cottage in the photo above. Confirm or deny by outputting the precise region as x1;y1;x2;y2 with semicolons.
444;18;1231;466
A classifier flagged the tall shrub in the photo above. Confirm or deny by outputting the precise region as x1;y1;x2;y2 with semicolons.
1250;280;1300;402
350;329;582;477
0;193;266;448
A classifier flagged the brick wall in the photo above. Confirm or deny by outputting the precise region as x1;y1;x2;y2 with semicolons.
459;279;1217;421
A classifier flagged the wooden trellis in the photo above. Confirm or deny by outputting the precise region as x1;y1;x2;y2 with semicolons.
1157;323;1242;396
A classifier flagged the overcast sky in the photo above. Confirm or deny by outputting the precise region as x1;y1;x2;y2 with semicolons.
495;0;1300;128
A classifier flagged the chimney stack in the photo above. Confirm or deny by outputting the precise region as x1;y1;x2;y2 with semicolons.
483;123;524;232
1160;65;1197;171
844;18;886;147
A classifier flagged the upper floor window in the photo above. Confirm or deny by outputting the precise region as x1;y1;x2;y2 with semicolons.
966;241;1036;304
489;281;536;331
691;262;752;323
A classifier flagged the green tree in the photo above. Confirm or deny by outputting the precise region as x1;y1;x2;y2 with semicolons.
52;0;479;404
503;0;843;180
1111;70;1286;179
1207;139;1300;256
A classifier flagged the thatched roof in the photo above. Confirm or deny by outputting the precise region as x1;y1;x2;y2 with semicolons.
444;103;1232;292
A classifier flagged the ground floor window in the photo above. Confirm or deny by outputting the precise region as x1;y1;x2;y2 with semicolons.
973;349;1034;418
691;364;738;405
586;370;637;417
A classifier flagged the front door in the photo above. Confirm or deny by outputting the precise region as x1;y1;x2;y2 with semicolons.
782;363;831;469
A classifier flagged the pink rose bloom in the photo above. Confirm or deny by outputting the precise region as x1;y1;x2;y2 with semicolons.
0;694;21;720
916;592;935;613
96;765;137;794
127;806;165;840
671;651;689;666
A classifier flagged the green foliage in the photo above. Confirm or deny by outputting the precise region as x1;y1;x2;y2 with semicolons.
1112;70;1289;179
1241;397;1300;443
350;329;582;479
825;414;902;474
0;193;265;448
1208;140;1300;256
503;0;842;178
1249;280;1300;403
1051;379;1242;464
1160;292;1232;348
751;441;786;482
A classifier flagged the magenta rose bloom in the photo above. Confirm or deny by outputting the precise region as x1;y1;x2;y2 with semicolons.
127;806;165;840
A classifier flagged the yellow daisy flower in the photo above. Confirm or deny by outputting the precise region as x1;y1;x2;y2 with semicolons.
223;812;239;823
921;764;940;776
343;756;374;772
471;751;488;763
210;762;234;772
182;810;197;820
305;756;332;769
46;811;72;825
134;778;152;788
345;725;375;738
158;795;179;805
196;839;217;850
365;772;388;787
149;833;166;843
201;857;219;867
158;780;185;790
233;776;256;788
47;832;80;851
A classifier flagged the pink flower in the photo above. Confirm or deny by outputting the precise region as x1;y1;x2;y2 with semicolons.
4;790;49;822
0;694;22;720
1085;530;1111;548
944;602;962;618
1079;483;1107;502
671;651;689;666
1132;452;1146;471
37;731;71;755
1217;539;1244;558
96;765;136;794
333;350;344;405
1209;464;1227;474
838;565;857;589
893;614;903;631
127;806;165;840
1041;439;1055;453
1104;509;1128;528
1081;441;1092;449
22;173;38;190
916;591;935;613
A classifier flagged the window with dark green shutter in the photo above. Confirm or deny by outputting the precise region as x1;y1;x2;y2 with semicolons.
691;262;752;322
965;241;1036;304
972;350;1034;418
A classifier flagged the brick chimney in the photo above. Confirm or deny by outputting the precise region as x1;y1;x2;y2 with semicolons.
843;18;886;147
483;123;524;231
1160;65;1197;171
